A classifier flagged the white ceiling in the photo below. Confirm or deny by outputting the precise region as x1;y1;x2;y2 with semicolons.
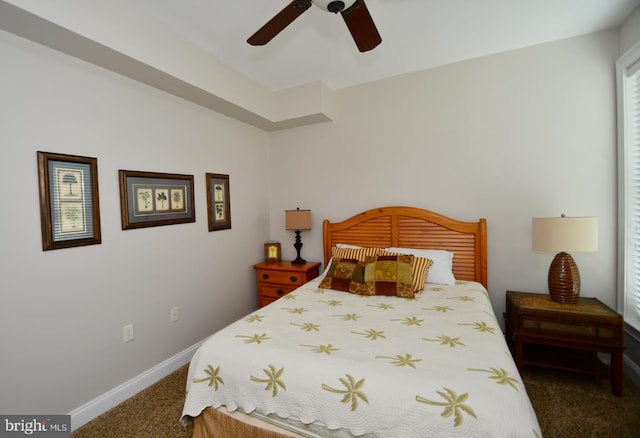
131;0;639;91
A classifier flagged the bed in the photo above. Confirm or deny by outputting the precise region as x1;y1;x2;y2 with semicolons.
182;206;541;437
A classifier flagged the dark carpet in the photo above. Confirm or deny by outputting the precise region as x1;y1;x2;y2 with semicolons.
72;364;640;438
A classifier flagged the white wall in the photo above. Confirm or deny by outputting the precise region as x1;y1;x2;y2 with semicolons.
268;31;619;324
620;4;640;54
0;29;270;415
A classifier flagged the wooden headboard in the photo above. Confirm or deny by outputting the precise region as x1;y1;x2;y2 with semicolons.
322;206;487;288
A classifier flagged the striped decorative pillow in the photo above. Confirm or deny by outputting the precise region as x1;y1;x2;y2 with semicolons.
385;247;455;285
382;251;433;293
332;246;383;262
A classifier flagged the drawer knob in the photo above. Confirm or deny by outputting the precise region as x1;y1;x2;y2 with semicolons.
289;276;298;283
277;289;284;295
262;273;269;280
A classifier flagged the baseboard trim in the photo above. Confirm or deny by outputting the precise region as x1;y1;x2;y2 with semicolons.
68;338;206;431
624;354;640;388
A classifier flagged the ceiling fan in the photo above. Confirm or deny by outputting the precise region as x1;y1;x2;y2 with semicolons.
247;0;381;52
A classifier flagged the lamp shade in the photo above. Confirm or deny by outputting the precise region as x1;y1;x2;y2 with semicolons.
532;217;597;253
285;209;312;231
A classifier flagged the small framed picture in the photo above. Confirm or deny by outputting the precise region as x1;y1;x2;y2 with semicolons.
118;170;195;229
264;242;281;263
206;173;231;231
37;151;102;251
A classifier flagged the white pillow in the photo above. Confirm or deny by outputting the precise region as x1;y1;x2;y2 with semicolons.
336;243;362;249
385;247;456;285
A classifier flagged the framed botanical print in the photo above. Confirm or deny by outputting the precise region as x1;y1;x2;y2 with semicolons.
119;170;195;229
206;173;231;231
37;151;102;251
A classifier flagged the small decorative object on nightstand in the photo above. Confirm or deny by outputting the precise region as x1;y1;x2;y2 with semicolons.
532;215;598;303
264;241;281;263
504;290;625;396
285;208;311;265
253;261;321;308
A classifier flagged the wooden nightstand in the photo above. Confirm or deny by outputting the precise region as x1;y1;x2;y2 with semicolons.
253;261;321;308
504;290;625;396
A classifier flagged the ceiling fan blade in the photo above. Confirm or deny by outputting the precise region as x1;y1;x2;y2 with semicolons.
247;0;312;46
341;0;381;52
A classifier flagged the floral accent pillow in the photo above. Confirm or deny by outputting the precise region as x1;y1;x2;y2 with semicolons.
364;254;415;298
319;258;368;294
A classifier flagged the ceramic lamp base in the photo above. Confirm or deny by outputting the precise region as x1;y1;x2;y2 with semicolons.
548;251;581;304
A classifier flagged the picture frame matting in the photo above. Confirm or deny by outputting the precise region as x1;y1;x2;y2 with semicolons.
118;170;195;230
206;173;231;231
37;151;102;251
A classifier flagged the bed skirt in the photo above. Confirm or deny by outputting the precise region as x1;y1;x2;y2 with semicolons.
192;407;307;438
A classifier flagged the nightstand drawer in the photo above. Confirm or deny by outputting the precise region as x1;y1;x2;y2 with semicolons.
256;269;304;286
260;284;296;299
253;261;321;309
520;317;617;339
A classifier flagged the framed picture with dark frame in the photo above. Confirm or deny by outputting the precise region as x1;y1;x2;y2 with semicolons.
37;151;102;251
119;170;195;230
264;241;281;263
206;173;231;231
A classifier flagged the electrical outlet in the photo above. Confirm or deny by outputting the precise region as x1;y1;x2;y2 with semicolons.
171;306;179;323
123;323;134;343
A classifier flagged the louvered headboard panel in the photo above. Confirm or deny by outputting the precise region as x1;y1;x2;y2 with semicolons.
323;206;487;288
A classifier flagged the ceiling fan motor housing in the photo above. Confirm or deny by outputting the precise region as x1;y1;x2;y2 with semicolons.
328;1;345;13
312;0;357;13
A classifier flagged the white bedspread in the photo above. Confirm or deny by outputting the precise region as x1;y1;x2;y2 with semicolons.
182;278;541;437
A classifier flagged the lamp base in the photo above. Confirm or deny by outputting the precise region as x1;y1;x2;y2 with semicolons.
291;229;306;265
548;251;581;304
291;256;307;265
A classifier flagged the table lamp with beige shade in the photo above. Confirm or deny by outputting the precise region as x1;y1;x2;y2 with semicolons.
532;215;598;303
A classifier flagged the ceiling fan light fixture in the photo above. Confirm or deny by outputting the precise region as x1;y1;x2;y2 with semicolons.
312;0;357;13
